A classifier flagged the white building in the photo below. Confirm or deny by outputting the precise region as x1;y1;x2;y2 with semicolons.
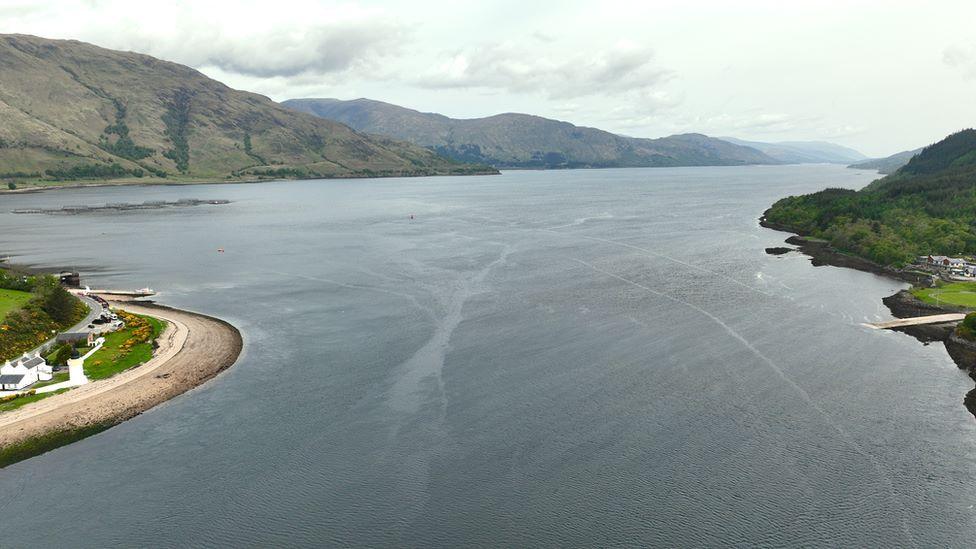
0;353;52;391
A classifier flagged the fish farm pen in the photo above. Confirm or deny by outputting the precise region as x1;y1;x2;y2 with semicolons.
11;199;231;215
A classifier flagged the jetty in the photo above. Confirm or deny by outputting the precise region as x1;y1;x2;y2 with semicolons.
863;313;966;330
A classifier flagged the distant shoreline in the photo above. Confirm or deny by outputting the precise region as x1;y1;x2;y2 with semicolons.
0;297;243;467
0;167;501;194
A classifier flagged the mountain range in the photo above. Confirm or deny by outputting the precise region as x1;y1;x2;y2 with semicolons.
720;137;867;164
0;34;492;187
0;34;882;189
282;98;782;169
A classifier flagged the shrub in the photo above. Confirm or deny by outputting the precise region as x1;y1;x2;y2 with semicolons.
0;269;35;292
0;390;35;404
45;342;73;366
34;277;80;324
958;312;976;341
162;88;192;173
99;99;153;160
249;167;307;178
45;163;141;181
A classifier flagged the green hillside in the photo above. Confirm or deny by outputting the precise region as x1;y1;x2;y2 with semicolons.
763;129;976;266
0;34;493;189
282;98;781;169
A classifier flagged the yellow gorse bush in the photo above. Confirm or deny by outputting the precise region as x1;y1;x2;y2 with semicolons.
112;311;155;360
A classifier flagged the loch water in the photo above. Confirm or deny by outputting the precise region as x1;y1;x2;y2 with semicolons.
1;165;974;547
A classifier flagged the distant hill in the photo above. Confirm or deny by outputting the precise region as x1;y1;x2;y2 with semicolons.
282;98;781;169
0;35;491;187
848;148;923;174
721;137;866;164
762;129;976;266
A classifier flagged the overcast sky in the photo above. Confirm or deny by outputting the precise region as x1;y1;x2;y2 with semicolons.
3;0;976;156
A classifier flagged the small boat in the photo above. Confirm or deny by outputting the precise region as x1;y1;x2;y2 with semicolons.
217;248;225;253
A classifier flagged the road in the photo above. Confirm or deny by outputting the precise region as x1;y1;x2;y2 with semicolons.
15;293;103;361
70;294;103;332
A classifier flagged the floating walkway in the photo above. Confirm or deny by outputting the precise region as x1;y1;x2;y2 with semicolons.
863;313;966;330
69;288;156;297
11;198;230;215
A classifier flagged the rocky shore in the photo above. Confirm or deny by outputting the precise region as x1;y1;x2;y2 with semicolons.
761;217;976;418
760;217;931;284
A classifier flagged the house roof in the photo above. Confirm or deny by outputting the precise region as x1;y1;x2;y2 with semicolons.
928;256;966;264
22;357;43;368
0;374;25;385
10;356;44;369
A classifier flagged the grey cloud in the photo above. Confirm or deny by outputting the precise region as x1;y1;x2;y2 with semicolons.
944;46;976;78
208;24;404;77
416;42;672;100
95;20;407;78
0;1;47;18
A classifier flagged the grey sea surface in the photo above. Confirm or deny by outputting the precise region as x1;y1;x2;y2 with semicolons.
0;165;974;547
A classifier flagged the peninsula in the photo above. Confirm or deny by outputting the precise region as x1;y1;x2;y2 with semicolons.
0;270;242;467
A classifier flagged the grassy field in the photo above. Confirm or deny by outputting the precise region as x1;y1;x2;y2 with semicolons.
911;281;976;308
33;371;69;389
0;388;69;414
84;312;166;381
0;288;33;320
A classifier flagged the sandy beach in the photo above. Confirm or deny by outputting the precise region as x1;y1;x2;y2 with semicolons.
0;298;243;452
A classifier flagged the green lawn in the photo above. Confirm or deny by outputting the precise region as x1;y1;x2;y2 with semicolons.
0;288;33;321
32;371;69;389
84;313;166;380
0;388;69;414
911;281;976;308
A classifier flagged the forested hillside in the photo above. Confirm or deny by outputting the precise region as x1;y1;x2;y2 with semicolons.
763;129;976;266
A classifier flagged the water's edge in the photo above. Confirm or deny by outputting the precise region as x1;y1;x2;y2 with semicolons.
760;218;976;418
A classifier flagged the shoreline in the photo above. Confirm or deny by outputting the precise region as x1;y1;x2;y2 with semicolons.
759;216;930;284
0;167;501;195
0;297;243;467
760;215;976;418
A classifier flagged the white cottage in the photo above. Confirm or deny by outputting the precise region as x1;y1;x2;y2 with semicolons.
0;353;51;391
